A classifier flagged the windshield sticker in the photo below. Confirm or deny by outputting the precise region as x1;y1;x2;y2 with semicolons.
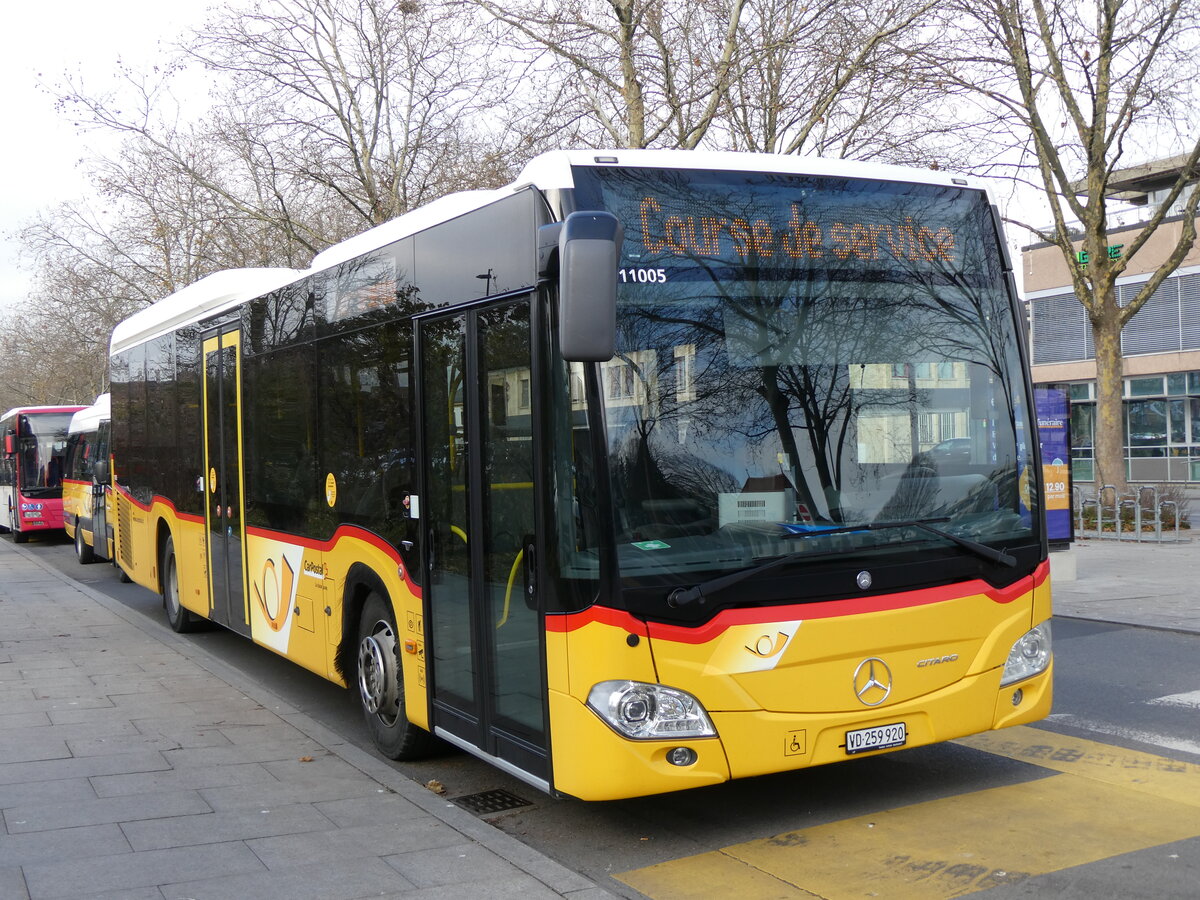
632;540;671;551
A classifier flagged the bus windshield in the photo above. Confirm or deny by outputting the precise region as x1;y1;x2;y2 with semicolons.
570;166;1037;591
18;412;73;495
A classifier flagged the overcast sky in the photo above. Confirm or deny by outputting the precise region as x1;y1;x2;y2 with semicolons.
1;1;214;311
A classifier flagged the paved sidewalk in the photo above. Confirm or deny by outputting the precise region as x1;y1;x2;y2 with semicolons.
1049;533;1200;633
0;537;615;900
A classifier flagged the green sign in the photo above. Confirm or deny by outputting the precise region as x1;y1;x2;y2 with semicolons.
1076;244;1124;266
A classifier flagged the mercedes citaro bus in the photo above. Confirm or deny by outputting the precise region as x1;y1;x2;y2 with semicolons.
107;150;1052;800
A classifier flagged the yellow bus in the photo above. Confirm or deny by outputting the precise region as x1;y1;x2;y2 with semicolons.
108;149;1052;800
64;394;115;564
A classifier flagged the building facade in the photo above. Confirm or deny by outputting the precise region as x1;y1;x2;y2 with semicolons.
1023;157;1200;485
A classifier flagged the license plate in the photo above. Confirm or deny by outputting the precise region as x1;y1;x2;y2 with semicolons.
845;722;906;755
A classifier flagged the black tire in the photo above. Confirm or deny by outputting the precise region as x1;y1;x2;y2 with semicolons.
7;504;24;541
75;518;96;564
356;591;436;760
161;536;197;633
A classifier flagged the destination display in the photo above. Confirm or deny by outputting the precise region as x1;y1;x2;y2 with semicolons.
571;165;994;281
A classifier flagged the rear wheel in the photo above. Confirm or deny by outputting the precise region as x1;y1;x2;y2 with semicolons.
75;518;95;564
161;536;197;633
357;591;436;760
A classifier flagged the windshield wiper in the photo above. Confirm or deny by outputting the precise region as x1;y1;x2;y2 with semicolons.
666;517;1015;609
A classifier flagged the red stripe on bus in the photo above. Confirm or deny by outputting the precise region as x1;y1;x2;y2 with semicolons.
546;564;1044;644
111;485;228;524
244;523;423;598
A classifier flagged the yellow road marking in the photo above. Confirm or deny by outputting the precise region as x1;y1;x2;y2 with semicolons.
956;724;1200;807
618;728;1200;899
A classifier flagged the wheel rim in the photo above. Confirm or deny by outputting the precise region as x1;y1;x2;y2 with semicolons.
358;618;400;725
165;557;180;617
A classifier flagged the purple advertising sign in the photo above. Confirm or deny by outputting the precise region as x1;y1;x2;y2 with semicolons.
1035;386;1072;543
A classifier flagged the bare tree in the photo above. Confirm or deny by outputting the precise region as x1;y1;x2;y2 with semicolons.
54;0;513;252
468;0;749;149
186;0;515;227
0;304;101;411
943;0;1200;491
716;0;956;165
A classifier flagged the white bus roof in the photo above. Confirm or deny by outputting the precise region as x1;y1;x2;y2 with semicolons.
109;268;303;357
309;188;512;271
1;404;85;421
513;148;985;193
110;150;987;357
67;394;111;435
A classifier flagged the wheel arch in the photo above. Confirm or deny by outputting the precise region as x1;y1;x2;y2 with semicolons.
154;516;175;596
335;562;391;684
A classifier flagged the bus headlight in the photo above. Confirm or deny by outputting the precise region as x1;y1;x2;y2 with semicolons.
1001;622;1052;686
587;680;717;740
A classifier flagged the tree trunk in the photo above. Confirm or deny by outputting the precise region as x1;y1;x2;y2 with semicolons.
1091;312;1126;495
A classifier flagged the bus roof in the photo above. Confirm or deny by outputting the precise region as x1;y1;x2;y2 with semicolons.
513;148;986;193
1;405;86;421
67;394;111;435
109;268;303;357
309;188;513;272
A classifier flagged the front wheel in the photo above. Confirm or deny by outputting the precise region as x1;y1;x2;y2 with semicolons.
161;536;197;633
8;503;26;542
356;591;436;760
75;518;96;564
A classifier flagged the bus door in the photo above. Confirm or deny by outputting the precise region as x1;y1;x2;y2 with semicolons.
202;326;251;637
417;296;547;782
91;421;111;557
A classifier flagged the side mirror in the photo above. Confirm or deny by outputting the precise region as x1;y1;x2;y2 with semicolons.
559;211;622;362
3;433;14;456
94;459;110;486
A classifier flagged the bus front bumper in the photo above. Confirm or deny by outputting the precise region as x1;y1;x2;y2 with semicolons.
549;663;1052;801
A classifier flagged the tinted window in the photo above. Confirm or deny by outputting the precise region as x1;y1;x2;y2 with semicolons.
317;318;416;550
244;345;317;535
413;190;538;305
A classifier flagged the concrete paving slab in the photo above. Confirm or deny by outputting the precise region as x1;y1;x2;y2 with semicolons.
90;761;270;798
121;802;336;851
20;841;265;899
199;772;390;811
0;865;29;900
0;778;95;810
0;738;71;766
0;824;131;866
4;790;212;833
159;856;416;900
0;750;172;787
386;840;536;889
1;718;140;743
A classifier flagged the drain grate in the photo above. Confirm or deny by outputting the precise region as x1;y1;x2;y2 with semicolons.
451;788;533;815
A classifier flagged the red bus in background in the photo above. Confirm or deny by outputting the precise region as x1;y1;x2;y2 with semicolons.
0;405;84;542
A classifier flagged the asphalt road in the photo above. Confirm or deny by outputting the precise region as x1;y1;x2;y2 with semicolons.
27;534;1200;899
